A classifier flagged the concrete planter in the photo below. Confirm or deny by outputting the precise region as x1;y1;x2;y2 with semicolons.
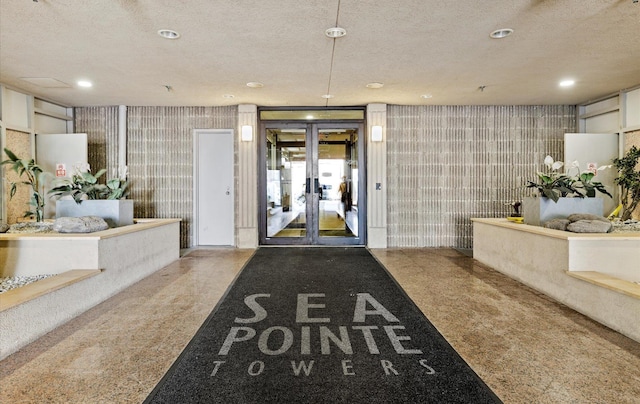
56;199;134;227
523;197;603;226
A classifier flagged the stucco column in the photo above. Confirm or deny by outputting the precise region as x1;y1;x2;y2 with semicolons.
237;104;258;248
367;103;387;248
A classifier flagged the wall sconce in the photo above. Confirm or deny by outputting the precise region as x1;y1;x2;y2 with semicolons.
371;125;383;142
241;125;253;142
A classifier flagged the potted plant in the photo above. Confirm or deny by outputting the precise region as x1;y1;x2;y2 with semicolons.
612;145;640;221
1;148;52;223
523;155;610;226
48;164;133;227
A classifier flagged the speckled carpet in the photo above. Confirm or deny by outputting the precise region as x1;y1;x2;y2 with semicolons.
144;248;501;403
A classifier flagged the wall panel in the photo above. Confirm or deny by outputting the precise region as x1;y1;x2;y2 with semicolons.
125;106;237;248
387;105;576;248
74;106;119;178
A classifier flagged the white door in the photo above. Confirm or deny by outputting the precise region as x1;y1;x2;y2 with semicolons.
194;129;234;245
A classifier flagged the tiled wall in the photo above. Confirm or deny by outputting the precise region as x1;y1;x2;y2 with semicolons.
386;105;577;248
75;107;119;179
75;106;237;248
75;104;576;249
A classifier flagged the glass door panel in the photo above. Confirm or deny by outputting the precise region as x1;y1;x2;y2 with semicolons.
265;126;308;240
260;122;364;245
316;127;359;240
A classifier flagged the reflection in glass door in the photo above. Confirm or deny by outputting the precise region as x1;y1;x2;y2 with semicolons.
316;126;359;240
264;126;307;239
260;123;364;245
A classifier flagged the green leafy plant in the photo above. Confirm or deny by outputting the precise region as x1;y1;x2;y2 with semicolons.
612;145;640;221
48;164;129;203
573;170;613;198
564;159;613;199
1;148;50;222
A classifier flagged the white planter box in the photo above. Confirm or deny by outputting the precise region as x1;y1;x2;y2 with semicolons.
56;199;134;227
523;197;604;226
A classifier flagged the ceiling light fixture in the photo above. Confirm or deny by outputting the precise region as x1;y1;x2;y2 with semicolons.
366;82;384;89
420;94;433;99
490;28;513;39
157;29;180;39
325;27;347;38
321;94;334;99
77;80;92;88
246;82;264;88
559;79;575;87
223;94;235;99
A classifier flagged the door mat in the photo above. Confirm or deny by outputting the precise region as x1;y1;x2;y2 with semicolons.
145;248;501;403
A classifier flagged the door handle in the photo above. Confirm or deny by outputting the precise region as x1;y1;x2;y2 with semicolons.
314;178;319;193
306;178;311;194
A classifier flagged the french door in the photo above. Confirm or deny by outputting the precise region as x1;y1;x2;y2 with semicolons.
259;122;365;245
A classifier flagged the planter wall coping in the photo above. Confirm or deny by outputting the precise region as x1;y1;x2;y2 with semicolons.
0;218;181;241
470;218;640;241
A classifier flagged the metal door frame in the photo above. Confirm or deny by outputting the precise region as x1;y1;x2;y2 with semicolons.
258;120;366;246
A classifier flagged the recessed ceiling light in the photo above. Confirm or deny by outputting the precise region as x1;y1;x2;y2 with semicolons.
158;29;180;39
321;94;334;99
490;28;513;39
559;79;575;87
246;82;264;88
306;115;314;120
420;94;433;99
366;82;384;89
223;94;235;99
77;80;92;88
325;27;347;38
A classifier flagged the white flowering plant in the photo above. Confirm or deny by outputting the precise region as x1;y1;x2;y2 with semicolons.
48;163;129;203
526;155;612;203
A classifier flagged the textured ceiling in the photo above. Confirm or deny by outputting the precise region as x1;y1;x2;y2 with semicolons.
1;0;639;107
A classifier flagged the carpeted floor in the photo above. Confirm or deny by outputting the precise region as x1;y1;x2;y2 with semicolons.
144;248;501;403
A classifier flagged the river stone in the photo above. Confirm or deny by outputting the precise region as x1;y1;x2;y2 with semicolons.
54;216;109;233
567;213;609;223
566;219;612;233
0;223;9;233
544;219;570;231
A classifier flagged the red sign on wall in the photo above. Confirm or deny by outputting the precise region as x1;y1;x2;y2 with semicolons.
55;163;66;177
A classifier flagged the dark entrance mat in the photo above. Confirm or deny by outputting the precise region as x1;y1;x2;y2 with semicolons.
144;248;501;404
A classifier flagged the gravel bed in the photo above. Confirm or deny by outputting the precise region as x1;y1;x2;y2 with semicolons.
611;219;640;233
0;275;55;294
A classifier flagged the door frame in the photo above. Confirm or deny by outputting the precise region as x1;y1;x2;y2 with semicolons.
193;128;235;246
258;120;366;246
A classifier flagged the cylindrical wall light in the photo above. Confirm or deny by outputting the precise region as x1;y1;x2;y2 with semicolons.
241;125;253;142
371;125;383;142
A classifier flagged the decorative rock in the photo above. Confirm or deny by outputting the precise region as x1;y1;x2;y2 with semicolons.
0;223;9;233
8;222;54;233
567;213;609;223
544;219;570;231
566;219;612;233
53;216;109;233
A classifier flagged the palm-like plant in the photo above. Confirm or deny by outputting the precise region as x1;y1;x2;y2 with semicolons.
1;148;49;222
